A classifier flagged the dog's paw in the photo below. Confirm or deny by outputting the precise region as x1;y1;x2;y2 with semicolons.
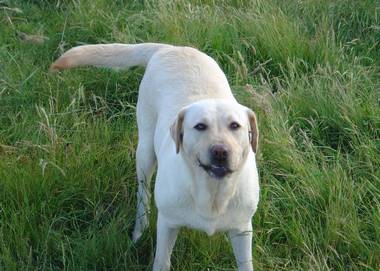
132;217;149;243
132;228;143;243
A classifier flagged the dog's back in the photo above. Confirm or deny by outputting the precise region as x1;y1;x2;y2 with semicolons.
51;43;235;137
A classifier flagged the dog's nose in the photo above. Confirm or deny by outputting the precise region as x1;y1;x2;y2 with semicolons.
210;144;228;162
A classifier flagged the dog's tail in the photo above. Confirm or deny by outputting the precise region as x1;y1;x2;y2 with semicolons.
50;43;171;72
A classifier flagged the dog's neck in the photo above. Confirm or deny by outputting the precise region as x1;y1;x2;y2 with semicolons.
188;166;240;219
192;174;236;218
177;148;249;219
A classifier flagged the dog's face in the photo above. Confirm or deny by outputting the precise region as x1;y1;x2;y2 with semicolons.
171;99;258;179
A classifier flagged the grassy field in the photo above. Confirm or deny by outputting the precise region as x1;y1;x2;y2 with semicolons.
1;0;379;270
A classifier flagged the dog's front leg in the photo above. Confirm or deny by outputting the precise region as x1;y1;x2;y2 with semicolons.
153;214;179;271
229;223;254;271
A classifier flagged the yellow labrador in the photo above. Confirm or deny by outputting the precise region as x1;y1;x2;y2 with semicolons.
51;43;260;271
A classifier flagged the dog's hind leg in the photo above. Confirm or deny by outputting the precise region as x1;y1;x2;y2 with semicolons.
132;135;156;242
132;104;157;243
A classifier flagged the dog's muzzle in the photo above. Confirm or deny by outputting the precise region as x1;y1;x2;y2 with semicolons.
198;144;232;179
198;160;232;179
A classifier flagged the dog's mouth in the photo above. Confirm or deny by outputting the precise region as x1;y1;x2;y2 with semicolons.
198;159;232;179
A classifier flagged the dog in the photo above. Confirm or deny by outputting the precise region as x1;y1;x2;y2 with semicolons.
51;43;260;271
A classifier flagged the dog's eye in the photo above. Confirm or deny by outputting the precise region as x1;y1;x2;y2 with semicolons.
194;123;207;131
230;122;240;130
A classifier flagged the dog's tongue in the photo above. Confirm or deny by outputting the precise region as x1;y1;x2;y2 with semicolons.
211;165;228;178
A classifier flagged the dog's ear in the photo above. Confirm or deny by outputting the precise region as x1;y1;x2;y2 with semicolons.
170;108;186;154
247;109;259;154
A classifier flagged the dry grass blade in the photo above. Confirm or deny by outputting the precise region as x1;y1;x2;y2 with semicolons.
1;6;22;14
17;31;49;44
0;143;17;154
244;84;274;114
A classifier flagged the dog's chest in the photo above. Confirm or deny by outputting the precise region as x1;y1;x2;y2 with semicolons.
155;185;258;235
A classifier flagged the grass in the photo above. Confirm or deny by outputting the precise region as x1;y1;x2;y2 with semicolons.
0;0;379;270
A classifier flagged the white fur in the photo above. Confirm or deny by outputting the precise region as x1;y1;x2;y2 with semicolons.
51;43;260;271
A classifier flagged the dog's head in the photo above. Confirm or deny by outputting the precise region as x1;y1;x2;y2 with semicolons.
170;99;258;179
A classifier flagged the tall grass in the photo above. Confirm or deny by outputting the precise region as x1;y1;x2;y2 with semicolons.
0;0;379;270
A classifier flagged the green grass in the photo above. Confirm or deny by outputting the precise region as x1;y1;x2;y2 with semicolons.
1;0;379;270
